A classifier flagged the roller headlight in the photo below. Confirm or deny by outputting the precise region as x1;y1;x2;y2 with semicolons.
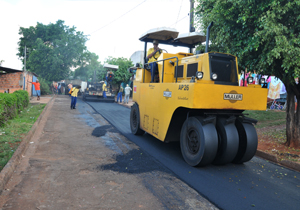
211;73;218;80
247;77;253;84
259;78;265;84
196;71;203;79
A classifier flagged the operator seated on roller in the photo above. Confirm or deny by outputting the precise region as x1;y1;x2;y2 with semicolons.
147;40;162;83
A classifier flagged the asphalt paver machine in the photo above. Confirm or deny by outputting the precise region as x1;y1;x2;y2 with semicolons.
130;23;268;166
83;63;118;103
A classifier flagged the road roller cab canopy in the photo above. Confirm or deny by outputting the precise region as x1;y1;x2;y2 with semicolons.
139;27;206;48
103;63;119;71
139;27;206;64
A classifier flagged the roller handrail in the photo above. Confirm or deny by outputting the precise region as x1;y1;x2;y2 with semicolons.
143;56;179;83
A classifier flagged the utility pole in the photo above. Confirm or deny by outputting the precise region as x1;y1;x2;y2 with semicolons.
189;0;195;53
24;46;26;71
190;0;195;33
24;46;27;90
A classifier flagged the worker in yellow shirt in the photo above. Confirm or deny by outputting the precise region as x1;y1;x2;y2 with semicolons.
147;40;162;82
70;85;81;109
102;82;107;98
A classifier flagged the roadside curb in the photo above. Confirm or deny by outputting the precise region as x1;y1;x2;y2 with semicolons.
256;150;300;172
0;96;55;194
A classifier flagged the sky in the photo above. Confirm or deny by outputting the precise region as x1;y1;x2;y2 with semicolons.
0;0;196;70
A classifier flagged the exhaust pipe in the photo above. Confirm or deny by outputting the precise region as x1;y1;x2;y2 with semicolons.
205;22;214;53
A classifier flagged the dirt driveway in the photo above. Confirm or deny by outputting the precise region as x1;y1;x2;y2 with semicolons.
0;96;217;210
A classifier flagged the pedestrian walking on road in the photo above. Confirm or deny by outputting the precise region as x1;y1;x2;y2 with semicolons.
116;85;123;103
124;84;132;104
27;79;41;100
70;85;81;109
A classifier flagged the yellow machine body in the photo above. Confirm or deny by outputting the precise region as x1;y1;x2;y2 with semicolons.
133;52;268;142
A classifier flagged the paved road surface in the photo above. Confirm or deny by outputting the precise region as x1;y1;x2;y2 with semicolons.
87;100;300;210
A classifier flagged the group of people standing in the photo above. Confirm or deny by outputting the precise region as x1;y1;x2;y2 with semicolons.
26;78;132;109
67;82;132;110
116;84;132;104
51;83;64;95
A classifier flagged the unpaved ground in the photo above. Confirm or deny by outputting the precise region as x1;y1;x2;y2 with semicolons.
0;96;217;210
257;123;300;164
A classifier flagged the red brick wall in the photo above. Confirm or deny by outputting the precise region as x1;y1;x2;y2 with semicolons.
0;72;33;96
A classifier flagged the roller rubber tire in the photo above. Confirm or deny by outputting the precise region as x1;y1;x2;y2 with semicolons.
180;117;218;167
213;118;239;165
130;103;145;135
232;119;258;164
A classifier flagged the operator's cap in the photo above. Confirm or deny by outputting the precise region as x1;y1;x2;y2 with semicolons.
153;40;159;45
36;79;39;81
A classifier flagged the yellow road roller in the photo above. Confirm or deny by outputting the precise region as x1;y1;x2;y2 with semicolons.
130;23;268;166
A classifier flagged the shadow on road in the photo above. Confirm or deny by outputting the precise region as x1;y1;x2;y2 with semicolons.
97;148;167;174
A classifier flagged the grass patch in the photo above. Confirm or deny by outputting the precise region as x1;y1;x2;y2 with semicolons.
244;109;287;139
243;110;286;124
0;103;46;171
255;119;286;129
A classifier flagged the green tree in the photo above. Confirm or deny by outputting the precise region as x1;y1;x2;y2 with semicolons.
38;78;51;95
17;20;88;81
0;60;4;74
104;57;133;85
196;0;300;147
74;51;104;81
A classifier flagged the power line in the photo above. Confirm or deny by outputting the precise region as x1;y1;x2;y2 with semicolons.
175;0;183;28
89;0;147;35
169;15;188;28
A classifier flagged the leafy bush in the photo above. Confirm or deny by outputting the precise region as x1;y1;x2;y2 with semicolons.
0;93;17;126
0;90;29;127
39;78;51;95
13;90;29;111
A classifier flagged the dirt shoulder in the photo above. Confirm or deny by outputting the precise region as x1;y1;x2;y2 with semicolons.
256;122;300;171
0;96;217;210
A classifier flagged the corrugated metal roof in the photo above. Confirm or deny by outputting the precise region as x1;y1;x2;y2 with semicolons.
0;66;23;73
0;66;39;77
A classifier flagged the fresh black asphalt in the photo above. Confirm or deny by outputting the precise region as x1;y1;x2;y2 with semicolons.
84;100;300;210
